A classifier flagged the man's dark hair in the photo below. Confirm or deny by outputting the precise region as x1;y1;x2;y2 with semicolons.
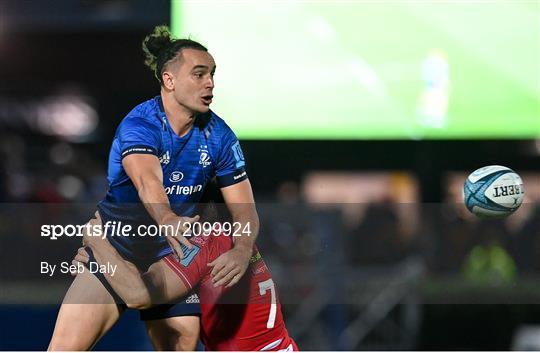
142;25;208;84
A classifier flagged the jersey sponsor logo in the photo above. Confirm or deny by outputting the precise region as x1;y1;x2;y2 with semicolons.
198;145;212;167
250;251;262;264
159;151;170;165
190;235;207;246
251;259;267;275
164;184;203;195
169;171;184;183
251;264;267;275
231;141;246;168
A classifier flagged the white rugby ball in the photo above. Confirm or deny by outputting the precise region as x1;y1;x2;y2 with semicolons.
463;165;524;218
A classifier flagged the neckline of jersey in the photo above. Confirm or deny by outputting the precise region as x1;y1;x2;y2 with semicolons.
156;96;196;141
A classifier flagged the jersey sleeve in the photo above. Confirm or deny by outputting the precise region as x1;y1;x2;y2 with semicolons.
117;116;161;160
215;127;248;187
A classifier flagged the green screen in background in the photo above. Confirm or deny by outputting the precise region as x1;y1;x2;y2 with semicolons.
171;0;539;140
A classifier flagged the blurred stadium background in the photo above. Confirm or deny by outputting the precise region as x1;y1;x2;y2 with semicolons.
0;0;539;350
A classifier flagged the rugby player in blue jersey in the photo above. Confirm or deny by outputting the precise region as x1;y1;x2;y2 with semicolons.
48;25;259;350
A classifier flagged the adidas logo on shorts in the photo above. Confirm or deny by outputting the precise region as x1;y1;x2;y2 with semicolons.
185;294;200;304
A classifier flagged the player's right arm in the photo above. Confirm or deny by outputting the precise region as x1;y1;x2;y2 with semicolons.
116;115;198;258
122;153;198;257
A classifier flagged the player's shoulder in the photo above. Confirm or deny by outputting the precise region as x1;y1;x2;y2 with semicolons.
118;96;162;130
195;110;235;140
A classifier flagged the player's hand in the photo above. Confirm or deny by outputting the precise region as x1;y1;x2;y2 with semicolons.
160;213;200;259
82;211;103;247
208;246;252;288
70;247;90;276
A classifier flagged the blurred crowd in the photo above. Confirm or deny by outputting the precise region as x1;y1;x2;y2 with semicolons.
0;134;107;204
259;184;540;281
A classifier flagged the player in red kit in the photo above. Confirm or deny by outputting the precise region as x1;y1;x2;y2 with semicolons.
77;214;298;351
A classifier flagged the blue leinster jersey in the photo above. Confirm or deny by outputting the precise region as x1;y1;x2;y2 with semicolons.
97;96;247;265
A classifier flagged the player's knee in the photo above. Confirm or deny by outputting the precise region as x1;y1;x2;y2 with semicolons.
169;325;199;351
147;316;200;351
175;334;199;351
176;318;200;350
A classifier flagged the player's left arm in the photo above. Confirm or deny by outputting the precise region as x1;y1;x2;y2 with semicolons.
209;178;260;287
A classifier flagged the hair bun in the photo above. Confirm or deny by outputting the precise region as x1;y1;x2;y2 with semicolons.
142;25;174;72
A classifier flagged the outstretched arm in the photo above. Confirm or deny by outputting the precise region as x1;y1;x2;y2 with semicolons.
123;154;199;259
